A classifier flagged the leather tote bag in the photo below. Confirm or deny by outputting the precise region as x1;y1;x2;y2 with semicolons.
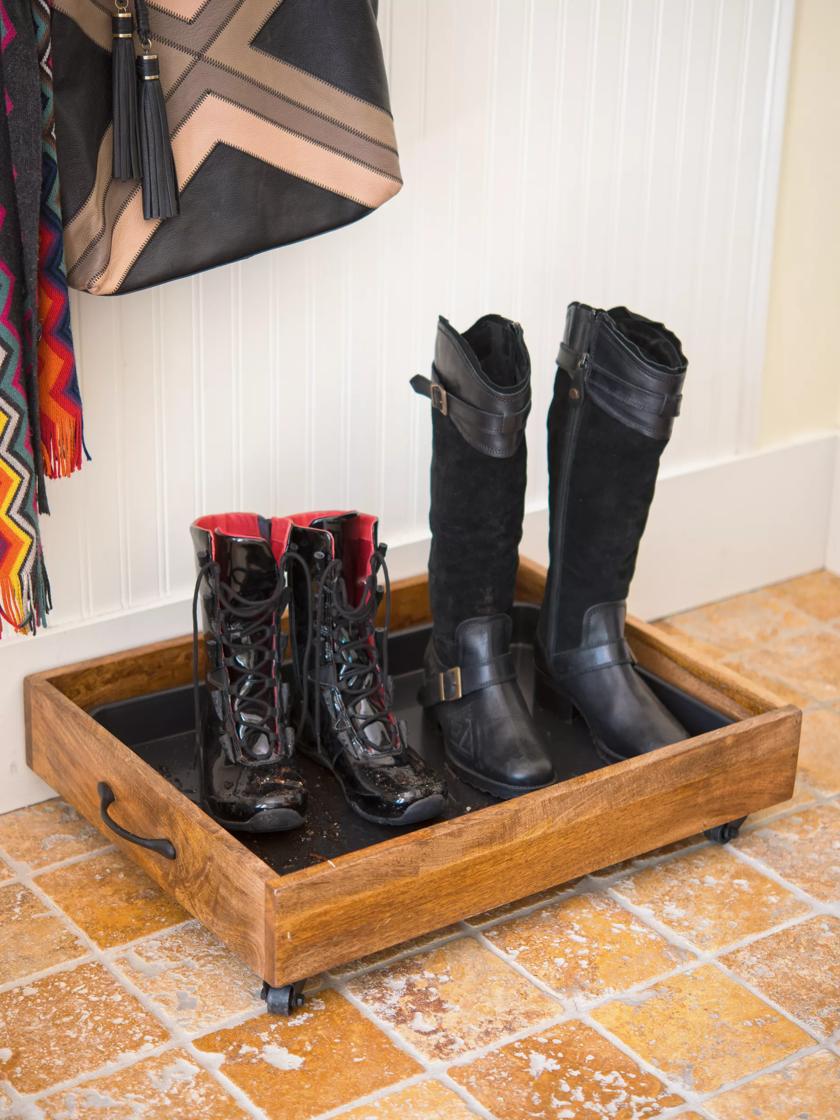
52;0;402;295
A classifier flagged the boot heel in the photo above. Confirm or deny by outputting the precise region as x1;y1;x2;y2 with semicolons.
533;668;574;722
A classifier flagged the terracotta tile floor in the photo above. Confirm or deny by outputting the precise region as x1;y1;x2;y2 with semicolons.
2;570;840;1119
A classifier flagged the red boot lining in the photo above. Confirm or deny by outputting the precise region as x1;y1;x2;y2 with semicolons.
192;513;292;565
289;510;378;607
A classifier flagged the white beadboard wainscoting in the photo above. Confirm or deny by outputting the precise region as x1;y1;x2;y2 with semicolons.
5;0;831;815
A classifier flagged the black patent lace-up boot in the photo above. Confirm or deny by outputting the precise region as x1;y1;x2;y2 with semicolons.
535;303;689;760
190;514;308;832
411;315;554;799
288;511;447;826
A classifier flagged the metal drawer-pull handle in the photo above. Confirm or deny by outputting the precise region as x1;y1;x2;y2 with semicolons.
97;782;177;860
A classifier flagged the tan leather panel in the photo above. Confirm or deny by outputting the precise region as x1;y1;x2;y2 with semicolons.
57;0;401;293
84;96;402;294
64;128;121;273
205;4;398;150
133;0;248;53
148;0;214;19
62;36;193;278
155;37;196;90
165;61;402;181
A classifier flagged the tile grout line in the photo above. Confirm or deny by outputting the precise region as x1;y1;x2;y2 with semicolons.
3;594;837;1113
605;880;826;958
468;843;824;982
0;841;115;881
325;925;469;982
578;1010;716;1115
100;917;201;960
475;895;828;1043
4;831;832;1114
366;918;701;1113
711;957;836;1045
467;921;700;1024
258;824;834;1115
0;851;273;1120
302;1072;439;1120
340;934;706;1116
0;911;199;997
456;873;834;1105
335;981;507;1120
462;920;784;1114
581;1010;824;1115
22;1040;182;1111
309;1071;493;1120
727;839;840;917
693;1042;832;1109
0;950;95;997
601;887;831;1046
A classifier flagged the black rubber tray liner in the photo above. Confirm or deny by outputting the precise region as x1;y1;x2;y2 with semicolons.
90;605;731;876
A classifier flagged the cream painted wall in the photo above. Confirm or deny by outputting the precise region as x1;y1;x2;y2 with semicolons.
10;0;837;816
760;0;840;444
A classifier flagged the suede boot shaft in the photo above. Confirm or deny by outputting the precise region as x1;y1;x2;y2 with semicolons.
413;314;554;798
535;303;689;762
538;303;687;660
426;315;531;663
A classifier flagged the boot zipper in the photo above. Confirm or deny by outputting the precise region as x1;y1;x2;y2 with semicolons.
545;351;588;656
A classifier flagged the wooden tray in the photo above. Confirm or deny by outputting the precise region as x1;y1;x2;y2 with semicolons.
25;558;800;1001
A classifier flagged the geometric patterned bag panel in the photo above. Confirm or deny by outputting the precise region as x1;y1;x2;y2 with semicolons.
53;0;402;294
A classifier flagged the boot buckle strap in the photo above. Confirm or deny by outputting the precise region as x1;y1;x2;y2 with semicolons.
429;382;449;416
422;653;517;706
437;665;462;702
550;639;636;680
410;373;530;439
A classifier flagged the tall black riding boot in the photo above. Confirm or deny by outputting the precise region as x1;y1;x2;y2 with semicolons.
190;514;307;832
535;303;688;761
288;510;447;826
411;315;554;799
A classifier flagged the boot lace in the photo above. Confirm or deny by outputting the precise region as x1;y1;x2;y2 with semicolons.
192;552;312;766
312;546;400;753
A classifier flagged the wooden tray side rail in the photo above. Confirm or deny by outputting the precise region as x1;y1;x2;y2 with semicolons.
265;706;798;981
24;676;276;979
25;563;801;988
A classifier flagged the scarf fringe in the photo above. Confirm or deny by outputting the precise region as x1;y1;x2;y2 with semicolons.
0;542;51;637
41;412;87;479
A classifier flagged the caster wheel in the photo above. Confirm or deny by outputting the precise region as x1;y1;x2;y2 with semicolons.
705;816;747;845
261;980;306;1015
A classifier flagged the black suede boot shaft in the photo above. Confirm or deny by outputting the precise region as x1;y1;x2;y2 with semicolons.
535;303;689;762
414;315;554;797
428;315;530;665
538;303;687;658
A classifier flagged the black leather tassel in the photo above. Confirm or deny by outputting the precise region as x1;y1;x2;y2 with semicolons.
111;9;140;180
137;52;180;220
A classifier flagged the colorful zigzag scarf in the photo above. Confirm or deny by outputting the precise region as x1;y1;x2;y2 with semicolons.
0;0;84;636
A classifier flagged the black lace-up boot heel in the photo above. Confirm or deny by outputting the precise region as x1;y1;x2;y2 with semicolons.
535;304;689;760
287;510;447;826
411;315;554;799
190;514;308;832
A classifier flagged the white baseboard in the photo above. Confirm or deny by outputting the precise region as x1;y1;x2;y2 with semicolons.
826;437;840;575
0;600;192;816
523;432;838;619
2;432;837;815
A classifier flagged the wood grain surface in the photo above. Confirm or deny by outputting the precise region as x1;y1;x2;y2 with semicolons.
263;705;799;982
25;677;275;979
26;561;801;986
